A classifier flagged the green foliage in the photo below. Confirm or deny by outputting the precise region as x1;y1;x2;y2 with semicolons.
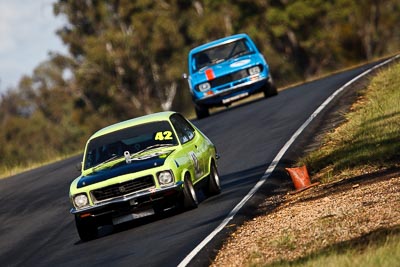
1;0;400;172
54;0;190;120
0;55;85;172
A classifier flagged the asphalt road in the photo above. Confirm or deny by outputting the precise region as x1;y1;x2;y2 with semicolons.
0;59;391;267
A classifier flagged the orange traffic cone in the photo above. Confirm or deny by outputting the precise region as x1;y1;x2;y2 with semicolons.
285;165;320;194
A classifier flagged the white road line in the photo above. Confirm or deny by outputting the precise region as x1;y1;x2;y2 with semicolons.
177;55;399;267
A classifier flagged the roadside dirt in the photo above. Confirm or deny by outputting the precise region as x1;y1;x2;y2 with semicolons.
211;168;400;266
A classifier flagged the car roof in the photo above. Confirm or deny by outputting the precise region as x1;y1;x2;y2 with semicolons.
189;33;250;55
89;111;177;140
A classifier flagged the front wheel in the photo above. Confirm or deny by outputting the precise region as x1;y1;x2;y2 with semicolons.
263;76;278;98
206;161;221;196
183;174;198;209
75;215;98;242
194;103;209;120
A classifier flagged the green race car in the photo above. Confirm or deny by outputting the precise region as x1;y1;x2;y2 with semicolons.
69;111;220;241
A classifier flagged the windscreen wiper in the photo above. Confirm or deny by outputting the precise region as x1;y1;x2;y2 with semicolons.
124;144;175;163
92;154;124;172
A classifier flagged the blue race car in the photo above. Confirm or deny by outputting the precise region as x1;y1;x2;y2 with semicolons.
184;33;277;119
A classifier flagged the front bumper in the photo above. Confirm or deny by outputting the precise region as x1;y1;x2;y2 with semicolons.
194;76;267;106
71;182;183;219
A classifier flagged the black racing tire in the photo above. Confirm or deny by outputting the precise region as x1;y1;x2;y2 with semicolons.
75;215;98;242
183;174;198;209
206;161;221;196
263;76;278;98
194;103;210;120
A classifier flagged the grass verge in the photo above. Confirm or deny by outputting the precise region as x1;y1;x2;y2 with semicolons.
0;152;80;180
300;61;400;183
269;228;400;267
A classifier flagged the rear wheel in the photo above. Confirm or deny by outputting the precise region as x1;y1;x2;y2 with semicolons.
75;215;98;241
183;174;198;209
263;76;278;98
206;161;221;196
194;103;209;119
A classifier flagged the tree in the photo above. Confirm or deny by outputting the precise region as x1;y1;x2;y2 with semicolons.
0;54;83;169
2;0;400;172
54;0;192;120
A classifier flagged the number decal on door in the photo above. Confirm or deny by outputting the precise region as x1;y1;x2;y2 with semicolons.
189;152;200;177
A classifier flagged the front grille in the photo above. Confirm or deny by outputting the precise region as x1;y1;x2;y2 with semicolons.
208;65;264;90
91;175;155;202
209;69;247;89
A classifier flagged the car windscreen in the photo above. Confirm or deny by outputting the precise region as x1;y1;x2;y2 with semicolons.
83;121;178;169
193;38;251;71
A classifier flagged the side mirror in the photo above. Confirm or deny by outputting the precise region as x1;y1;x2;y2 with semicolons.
75;162;82;172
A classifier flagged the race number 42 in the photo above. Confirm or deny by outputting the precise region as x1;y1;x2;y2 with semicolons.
155;131;173;141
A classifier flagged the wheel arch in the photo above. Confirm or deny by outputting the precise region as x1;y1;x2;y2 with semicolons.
206;155;217;176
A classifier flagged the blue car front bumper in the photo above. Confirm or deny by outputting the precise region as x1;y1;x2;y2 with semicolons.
193;76;268;107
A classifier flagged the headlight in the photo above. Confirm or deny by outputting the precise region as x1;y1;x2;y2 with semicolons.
73;194;89;208
248;66;261;75
157;171;174;186
197;82;211;92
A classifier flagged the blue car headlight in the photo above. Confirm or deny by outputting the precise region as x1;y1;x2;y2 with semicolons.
248;66;261;75
197;82;211;92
